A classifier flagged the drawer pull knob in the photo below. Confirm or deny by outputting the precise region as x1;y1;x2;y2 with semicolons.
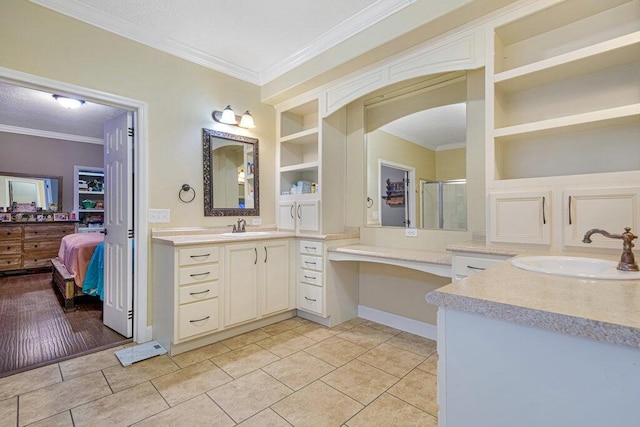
467;265;485;271
190;272;210;278
190;254;210;260
189;289;210;296
189;315;210;323
304;296;317;302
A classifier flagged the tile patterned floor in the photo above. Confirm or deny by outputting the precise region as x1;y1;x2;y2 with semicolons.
0;316;438;426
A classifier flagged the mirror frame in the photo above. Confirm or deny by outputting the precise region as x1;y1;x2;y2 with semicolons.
0;171;63;212
203;128;259;217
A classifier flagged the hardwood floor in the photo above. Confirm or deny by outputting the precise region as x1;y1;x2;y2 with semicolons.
0;271;129;377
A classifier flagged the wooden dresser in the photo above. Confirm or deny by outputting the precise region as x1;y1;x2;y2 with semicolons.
0;222;77;272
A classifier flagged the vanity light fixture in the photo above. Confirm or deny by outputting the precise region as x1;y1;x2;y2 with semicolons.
212;105;256;129
52;94;85;109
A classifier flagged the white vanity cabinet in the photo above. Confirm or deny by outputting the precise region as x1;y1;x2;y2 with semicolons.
153;244;221;350
277;199;320;232
224;239;293;328
451;252;512;282
488;190;551;245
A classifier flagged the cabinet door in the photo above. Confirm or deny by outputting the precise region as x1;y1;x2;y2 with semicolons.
277;201;296;231
261;240;291;316
224;243;259;327
489;191;551;245
297;200;320;232
563;187;640;249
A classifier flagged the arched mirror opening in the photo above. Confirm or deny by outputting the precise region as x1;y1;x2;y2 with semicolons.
364;72;467;231
203;128;259;217
0;172;62;212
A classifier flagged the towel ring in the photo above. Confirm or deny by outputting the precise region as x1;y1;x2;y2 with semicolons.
179;184;196;203
366;197;374;208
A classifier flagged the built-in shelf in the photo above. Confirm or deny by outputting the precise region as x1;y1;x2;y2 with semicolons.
78;190;104;195
494;104;640;142
494;33;640;93
279;161;319;174
279;128;319;145
78;208;105;213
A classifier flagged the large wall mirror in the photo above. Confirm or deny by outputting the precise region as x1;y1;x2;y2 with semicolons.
0;171;62;212
365;72;468;231
203;128;259;216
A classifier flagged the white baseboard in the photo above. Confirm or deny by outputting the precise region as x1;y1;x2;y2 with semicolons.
358;305;437;340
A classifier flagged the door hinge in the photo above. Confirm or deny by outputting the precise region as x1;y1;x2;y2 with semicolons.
128;127;135;137
128;229;134;238
128;309;133;320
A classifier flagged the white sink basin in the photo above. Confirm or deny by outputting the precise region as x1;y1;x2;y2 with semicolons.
511;256;640;280
220;231;270;238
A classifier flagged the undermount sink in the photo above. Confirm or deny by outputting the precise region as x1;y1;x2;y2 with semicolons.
220;231;270;238
511;256;640;280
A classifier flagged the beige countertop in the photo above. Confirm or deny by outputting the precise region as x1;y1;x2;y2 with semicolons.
426;253;640;350
446;240;522;257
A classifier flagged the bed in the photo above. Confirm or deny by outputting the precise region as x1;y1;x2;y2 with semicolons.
51;233;104;310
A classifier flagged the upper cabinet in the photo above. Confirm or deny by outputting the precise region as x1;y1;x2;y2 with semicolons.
276;98;347;234
486;0;640;248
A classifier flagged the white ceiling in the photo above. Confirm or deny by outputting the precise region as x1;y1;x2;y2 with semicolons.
1;1;466;144
30;0;416;85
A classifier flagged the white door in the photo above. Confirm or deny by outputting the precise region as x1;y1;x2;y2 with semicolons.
489;190;551;245
224;243;259;327
261;240;290;316
297;200;320;232
103;112;134;337
277;200;296;230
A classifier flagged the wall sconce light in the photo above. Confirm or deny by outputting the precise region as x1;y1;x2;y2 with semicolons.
52;94;85;109
212;105;256;129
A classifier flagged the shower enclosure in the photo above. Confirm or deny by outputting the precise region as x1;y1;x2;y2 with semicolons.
420;179;467;230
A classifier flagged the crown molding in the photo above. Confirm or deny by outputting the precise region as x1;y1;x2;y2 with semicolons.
0;124;103;145
259;0;416;84
30;0;261;84
436;142;466;151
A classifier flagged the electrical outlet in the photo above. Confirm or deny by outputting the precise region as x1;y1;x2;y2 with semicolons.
149;209;170;223
405;228;418;237
252;218;262;226
372;211;379;219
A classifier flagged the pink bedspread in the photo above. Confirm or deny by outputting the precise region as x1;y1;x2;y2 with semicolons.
57;233;104;288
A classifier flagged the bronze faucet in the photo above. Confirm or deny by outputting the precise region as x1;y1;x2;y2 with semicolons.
582;227;639;271
232;218;246;233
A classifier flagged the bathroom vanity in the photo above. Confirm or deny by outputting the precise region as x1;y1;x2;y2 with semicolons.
426;256;640;427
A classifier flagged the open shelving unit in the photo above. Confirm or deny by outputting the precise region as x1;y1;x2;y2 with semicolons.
74;166;105;233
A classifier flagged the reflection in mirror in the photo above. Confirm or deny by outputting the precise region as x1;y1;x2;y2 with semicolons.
0;172;62;211
365;73;467;230
203;128;259;216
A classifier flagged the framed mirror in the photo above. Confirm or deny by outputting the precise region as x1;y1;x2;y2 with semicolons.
203;128;259;216
0;171;62;212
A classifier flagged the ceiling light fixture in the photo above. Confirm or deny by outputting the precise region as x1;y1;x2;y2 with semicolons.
212;105;256;129
52;94;85;109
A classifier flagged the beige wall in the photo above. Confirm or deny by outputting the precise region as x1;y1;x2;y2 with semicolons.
0;132;104;213
436;148;466;180
0;0;276;231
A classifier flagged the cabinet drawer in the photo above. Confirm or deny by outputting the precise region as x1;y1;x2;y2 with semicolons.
299;269;323;287
300;254;322;272
0;242;21;255
178;281;219;304
23;240;60;252
179;246;219;266
0;226;22;241
454;255;506;277
0;255;21;271
22;256;52;269
23;224;75;240
178;298;219;340
179;263;219;285
297;283;324;315
299;240;323;256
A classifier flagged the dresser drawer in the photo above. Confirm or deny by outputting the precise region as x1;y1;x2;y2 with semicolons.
179;246;219;266
23;224;75;240
179;263;219;285
178;298;219;340
178;281;219;304
22;256;52;269
299;269;323;287
23;240;60;252
454;255;506;278
297;282;324;315
300;254;322;272
0;226;22;241
299;240;323;256
0;241;21;255
0;255;22;271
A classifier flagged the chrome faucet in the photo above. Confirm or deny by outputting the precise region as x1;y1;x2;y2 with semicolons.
582;227;639;271
232;218;246;233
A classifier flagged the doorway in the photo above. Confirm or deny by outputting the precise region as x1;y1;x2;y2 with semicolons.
379;161;415;228
0;66;150;346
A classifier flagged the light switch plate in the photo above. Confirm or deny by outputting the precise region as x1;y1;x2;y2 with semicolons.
405;228;418;237
372;211;379;219
252;218;262;225
149;209;170;223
